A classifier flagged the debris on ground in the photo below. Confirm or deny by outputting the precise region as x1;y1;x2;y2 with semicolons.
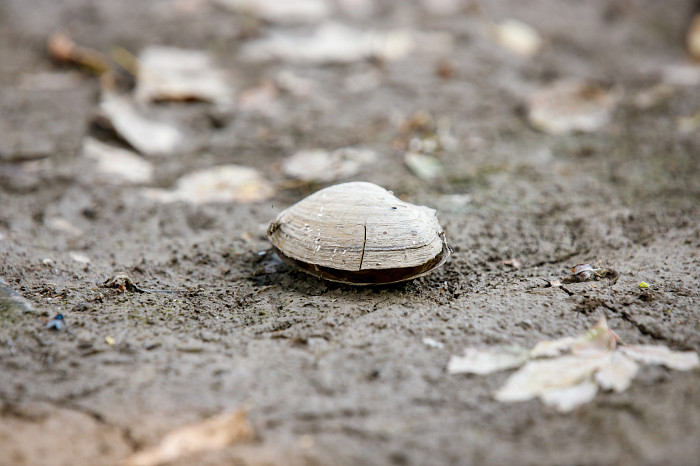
45;313;65;331
404;152;444;181
134;46;234;108
45;217;83;237
142;164;275;204
0;278;35;314
213;0;330;24
490;19;543;57
526;79;619;135
103;272;146;293
237;80;281;116
282;147;377;183
569;263;615;282
633;83;674;109
241;22;450;64
501;258;523;270
98;95;184;155
124;409;255;466
423;337;445;349
82;138;154;184
47;32;112;75
449;317;699;412
687;12;700;61
448;346;528;375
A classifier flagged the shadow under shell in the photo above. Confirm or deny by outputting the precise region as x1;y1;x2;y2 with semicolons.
270;240;451;286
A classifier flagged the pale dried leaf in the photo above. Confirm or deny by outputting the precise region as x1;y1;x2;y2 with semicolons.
336;0;374;18
282;147;376;183
213;0;330;24
501;258;522;270
594;352;639;392
529;337;578;358
530;317;618;358
494;355;605;403
491;19;543;57
45;217;83;237
677;111;700;134
100;95;184;155
455;317;699;412
420;0;462;15
527;79;619;135
404;152;444;181
571;317;620;356
687;12;700;61
423;338;444;349
620;345;700;371
135;46;234;108
275;71;315;97
69;252;90;264
448;347;528;375
660;63;700;87
124;409;254;466
539;379;599;413
237;81;280;116
241;22;415;64
143;165;275;205
82;138;153;184
633;84;674;109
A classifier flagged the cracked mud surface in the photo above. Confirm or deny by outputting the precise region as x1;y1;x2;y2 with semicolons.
1;1;699;465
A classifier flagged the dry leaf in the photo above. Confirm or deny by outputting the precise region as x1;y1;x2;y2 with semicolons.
530;317;619;358
494;355;603;403
45;217;83;237
633;83;674;110
527;79;619;135
491;19;543;57
452;317;699;412
47;32;111;74
282;147;376;183
135;46;234;108
241;22;416;64
660;63;700;87
677;111;700;134
142;165;274;205
594;352;638;392
620;345;700;371
420;0;462;15
69;252;90;264
529;336;578;358
538;379;599;413
687;12;700;61
82;138;154;184
124;409;254;466
501;258;522;270
237;81;280;116
448;347;528;375
213;0;330;24
99;95;184;155
404;152;444;181
423;337;445;349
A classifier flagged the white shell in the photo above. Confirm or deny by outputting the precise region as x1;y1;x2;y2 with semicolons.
267;182;450;284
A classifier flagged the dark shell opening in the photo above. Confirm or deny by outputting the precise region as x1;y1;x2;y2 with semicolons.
270;239;451;285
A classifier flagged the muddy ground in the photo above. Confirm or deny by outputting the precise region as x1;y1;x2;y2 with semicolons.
1;1;699;465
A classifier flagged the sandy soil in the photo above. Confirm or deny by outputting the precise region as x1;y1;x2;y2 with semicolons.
1;1;699;465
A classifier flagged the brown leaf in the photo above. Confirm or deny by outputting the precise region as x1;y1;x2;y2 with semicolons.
124;410;255;466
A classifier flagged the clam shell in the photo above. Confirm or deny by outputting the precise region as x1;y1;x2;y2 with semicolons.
267;181;450;285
